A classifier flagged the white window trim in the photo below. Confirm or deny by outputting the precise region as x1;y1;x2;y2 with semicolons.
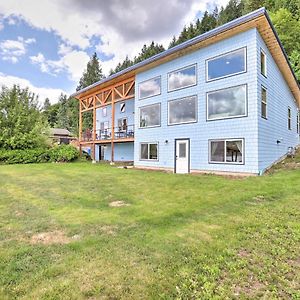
138;103;161;129
168;95;198;125
102;107;107;117
117;117;127;132
261;86;267;119
167;64;197;92
288;107;292;130
139;142;159;161
209;138;244;165
206;84;248;121
138;76;161;100
297;111;299;134
260;49;267;77
206;47;247;82
120;102;126;113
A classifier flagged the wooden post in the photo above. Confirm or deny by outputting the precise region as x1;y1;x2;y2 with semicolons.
92;95;96;161
79;99;83;156
111;89;115;163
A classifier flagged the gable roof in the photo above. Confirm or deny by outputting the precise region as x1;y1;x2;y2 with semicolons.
50;128;72;136
72;8;300;106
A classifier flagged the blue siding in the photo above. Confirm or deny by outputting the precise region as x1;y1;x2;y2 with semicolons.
95;143;134;162
134;29;260;174
256;31;299;172
96;105;112;131
114;98;135;127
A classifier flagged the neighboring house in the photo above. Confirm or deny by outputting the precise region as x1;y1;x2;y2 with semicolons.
72;8;300;175
49;128;76;145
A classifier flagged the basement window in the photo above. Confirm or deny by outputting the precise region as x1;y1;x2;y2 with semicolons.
140;143;158;160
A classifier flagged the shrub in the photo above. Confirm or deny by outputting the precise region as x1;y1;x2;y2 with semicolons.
48;145;79;162
0;145;79;165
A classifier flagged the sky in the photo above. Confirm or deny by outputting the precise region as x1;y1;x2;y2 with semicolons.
0;0;229;104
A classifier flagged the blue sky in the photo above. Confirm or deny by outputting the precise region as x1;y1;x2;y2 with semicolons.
0;0;228;104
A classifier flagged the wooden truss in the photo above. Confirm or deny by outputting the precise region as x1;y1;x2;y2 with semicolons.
78;77;135;162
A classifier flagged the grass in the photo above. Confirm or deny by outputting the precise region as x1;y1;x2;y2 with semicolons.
0;157;299;299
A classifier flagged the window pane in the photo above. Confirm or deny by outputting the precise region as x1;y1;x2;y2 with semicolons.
210;141;225;162
120;102;125;113
226;140;243;163
262;103;267;119
140;104;160;127
168;65;196;91
149;144;158;159
102;107;107;117
207;48;245;80
141;144;148;159
179;143;186;158
207;85;246;120
139;77;161;99
169;96;197;124
261;51;266;76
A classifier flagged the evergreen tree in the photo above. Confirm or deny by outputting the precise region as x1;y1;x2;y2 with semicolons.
76;52;104;91
56;93;69;129
43;98;51;111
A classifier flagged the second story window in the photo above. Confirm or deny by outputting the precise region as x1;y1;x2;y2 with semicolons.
168;95;197;125
297;111;299;134
288;107;292;130
168;64;197;92
120;102;125;113
261;50;267;77
139;76;161;99
206;47;246;81
102;107;107;117
207;84;247;121
139;103;161;128
261;87;267;119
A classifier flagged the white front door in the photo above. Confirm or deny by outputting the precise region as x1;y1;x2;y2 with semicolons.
175;139;190;174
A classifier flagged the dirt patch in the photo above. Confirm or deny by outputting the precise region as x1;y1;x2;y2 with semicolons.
30;230;77;245
100;225;118;235
15;211;24;217
237;249;251;258
233;278;265;297
109;200;130;207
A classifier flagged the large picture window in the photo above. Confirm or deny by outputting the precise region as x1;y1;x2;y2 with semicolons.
168;64;197;92
206;48;246;81
207;84;247;120
140;143;158;160
209;139;244;164
139;76;161;99
139;103;161;128
168;95;197;125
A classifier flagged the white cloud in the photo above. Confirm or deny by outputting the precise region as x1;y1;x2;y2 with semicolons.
0;0;230;75
0;72;67;104
30;50;90;81
0;36;36;63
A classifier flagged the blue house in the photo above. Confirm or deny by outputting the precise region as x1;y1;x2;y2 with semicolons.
72;8;300;175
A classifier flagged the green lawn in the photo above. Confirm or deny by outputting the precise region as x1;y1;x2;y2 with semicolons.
0;161;299;299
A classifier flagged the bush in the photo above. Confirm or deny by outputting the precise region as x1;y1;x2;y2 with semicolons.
0;145;79;165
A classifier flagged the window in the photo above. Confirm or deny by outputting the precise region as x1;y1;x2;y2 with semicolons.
100;121;109;131
139;76;161;99
120;102;125;113
102;107;107;117
168;95;197;125
168;64;197;92
261;87;267;119
207;85;247;120
297;111;299;134
140;143;158;160
209;139;244;164
288;107;292;130
261;50;267;77
117;118;127;132
139;103;161;128
206;48;246;81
